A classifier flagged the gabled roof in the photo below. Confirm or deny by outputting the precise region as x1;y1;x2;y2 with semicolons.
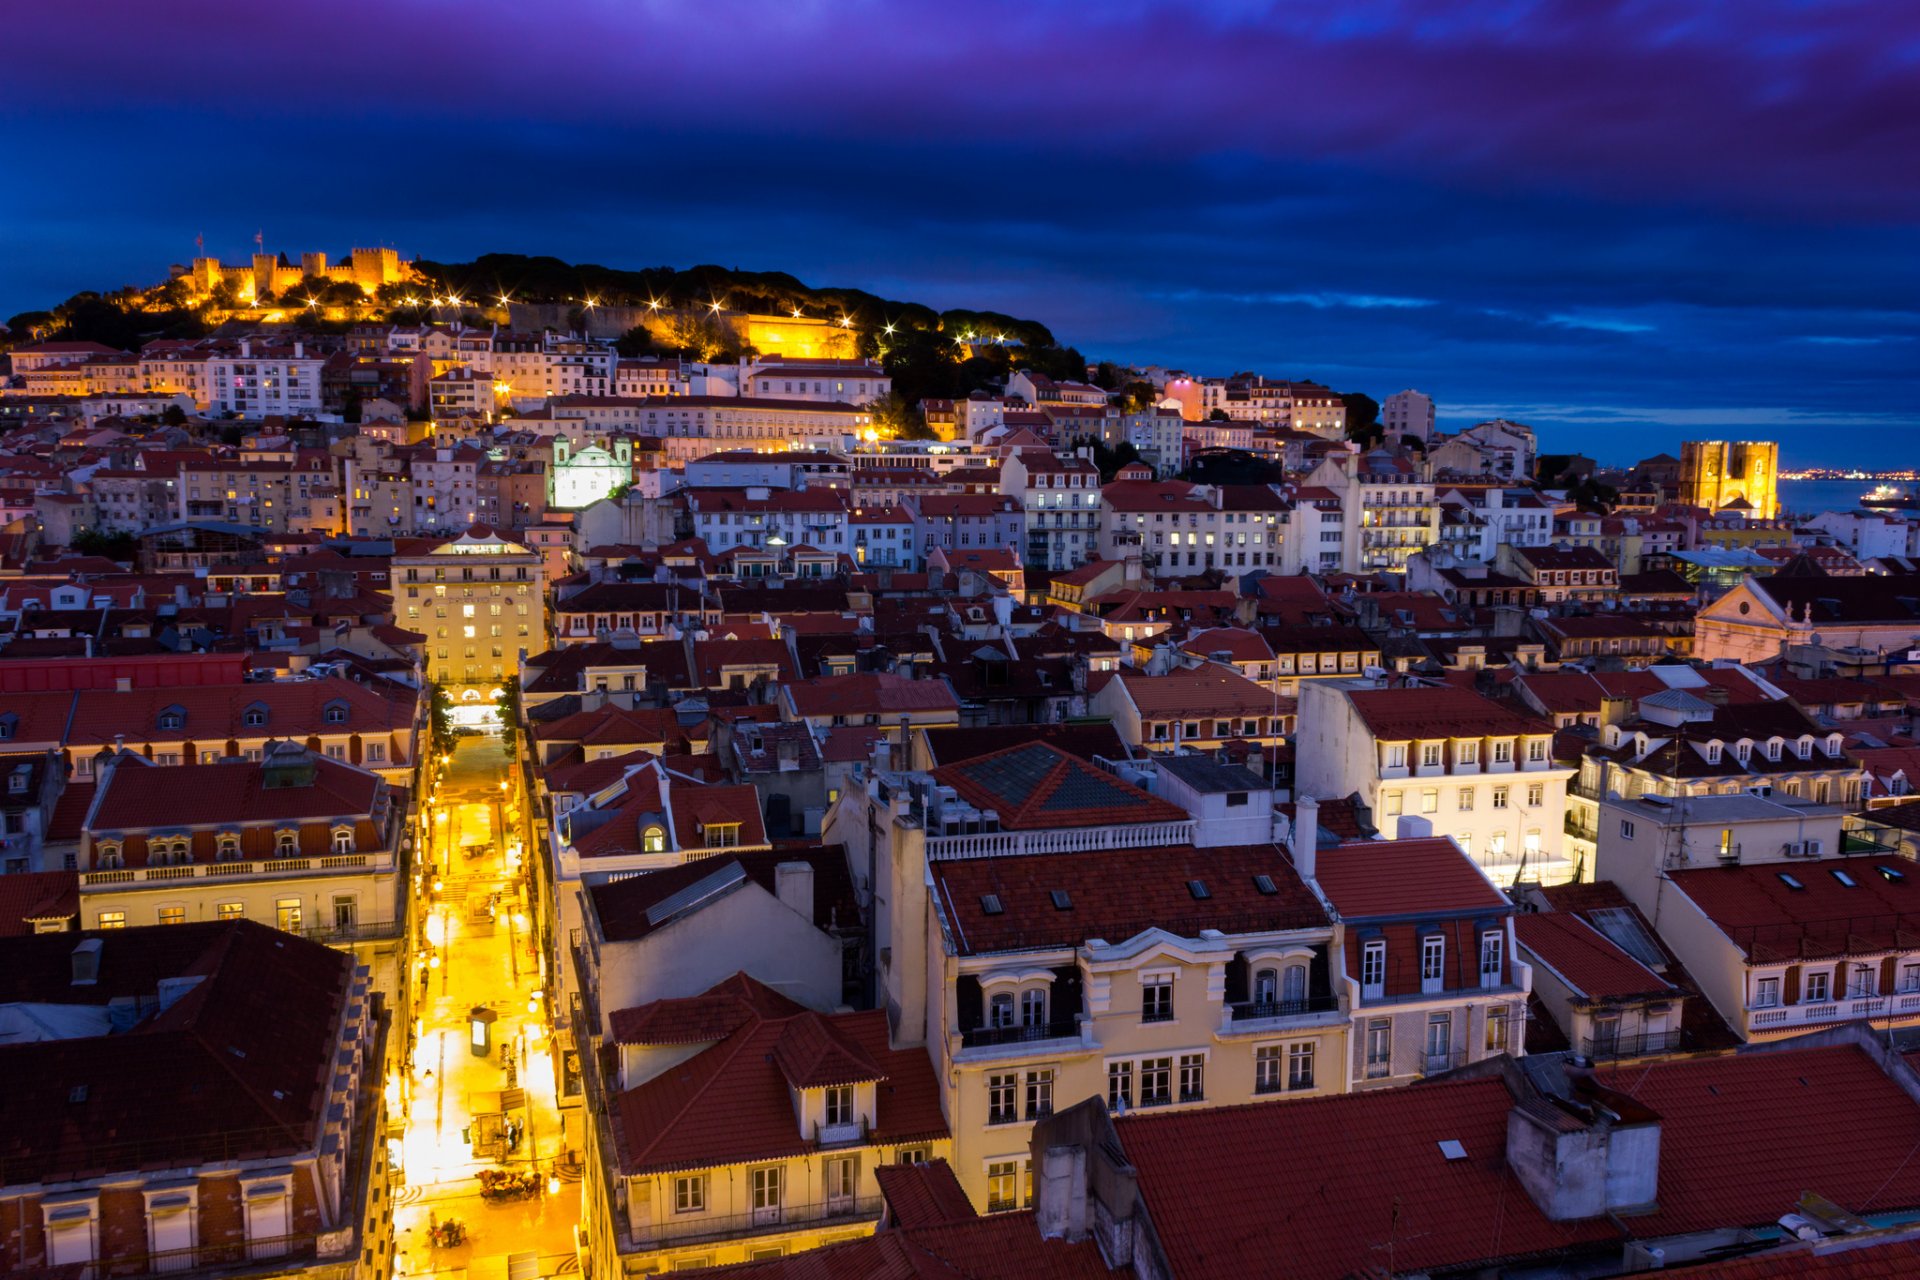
91;750;383;830
932;741;1187;831
1311;836;1509;918
0;870;79;934
612;976;946;1174
934;843;1326;955
919;722;1128;769
785;673;961;718
608;972;807;1045
1111;665;1277;718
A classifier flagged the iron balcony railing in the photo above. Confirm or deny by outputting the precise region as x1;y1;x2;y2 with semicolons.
637;1196;885;1247
1228;994;1341;1022
961;1017;1083;1049
1581;1028;1684;1061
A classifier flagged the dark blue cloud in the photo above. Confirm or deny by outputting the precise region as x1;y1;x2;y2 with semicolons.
4;0;1917;464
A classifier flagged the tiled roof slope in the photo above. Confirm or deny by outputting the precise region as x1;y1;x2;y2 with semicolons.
931;741;1187;831
934;843;1324;955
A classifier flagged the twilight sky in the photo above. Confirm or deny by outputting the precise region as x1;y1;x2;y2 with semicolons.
5;0;1918;466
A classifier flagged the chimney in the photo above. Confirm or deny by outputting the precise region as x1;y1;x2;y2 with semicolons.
1506;1067;1661;1221
774;861;814;921
71;938;102;987
1289;796;1318;882
776;735;801;768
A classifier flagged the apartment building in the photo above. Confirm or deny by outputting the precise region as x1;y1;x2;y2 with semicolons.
1309;830;1526;1087
204;341;326;418
1303;449;1437;574
1295;680;1575;885
1092;665;1292;751
390;525;546;690
828;740;1345;1212
1098;480;1289;577
0;921;391;1280
686;487;851;557
998;452;1100;572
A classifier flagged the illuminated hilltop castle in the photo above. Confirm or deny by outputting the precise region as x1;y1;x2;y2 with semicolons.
171;246;415;303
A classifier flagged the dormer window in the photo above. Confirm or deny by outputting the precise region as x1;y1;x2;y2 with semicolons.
216;832;241;862
275;828;299;857
823;1084;855;1127
641;825;666;854
323;702;348;725
95;841;124;869
1826;734;1844;757
331;826;354;855
1766;738;1784;761
1797;736;1814;760
704;822;740;850
0;713;15;740
158;706;185;731
1704;741;1723;764
989;993;1015;1029
1734;741;1752;764
243;705;268;728
1492;740;1513;764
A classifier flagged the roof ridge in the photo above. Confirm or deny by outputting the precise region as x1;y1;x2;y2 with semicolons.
623;1011;785;1167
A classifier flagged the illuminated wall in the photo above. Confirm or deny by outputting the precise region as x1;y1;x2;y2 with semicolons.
1680;440;1779;520
551;444;628;509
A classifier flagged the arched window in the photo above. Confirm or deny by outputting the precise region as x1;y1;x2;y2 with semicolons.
276;829;299;857
1253;968;1279;1007
217;833;240;862
1282;964;1308;1007
988;993;1015;1029
642;825;666;854
95;841;123;869
172;839;193;865
1020;988;1047;1028
332;827;354;855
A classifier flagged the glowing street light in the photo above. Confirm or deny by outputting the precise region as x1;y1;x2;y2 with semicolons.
883;322;896;336
708;300;723;314
647;297;662;311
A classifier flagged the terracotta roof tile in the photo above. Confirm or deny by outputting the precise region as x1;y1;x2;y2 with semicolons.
874;1159;978;1228
932;741;1187;831
1514;912;1675;1002
1313;836;1509;917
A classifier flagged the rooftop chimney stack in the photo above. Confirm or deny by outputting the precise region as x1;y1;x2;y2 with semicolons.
774;861;815;922
1290;796;1319;881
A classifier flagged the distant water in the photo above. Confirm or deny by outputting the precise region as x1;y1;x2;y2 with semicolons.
1778;478;1895;518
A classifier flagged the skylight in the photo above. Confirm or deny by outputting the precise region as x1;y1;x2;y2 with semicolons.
1050;890;1073;911
980;894;1004;916
1253;874;1278;896
1437;1140;1467;1161
1187;879;1211;900
1831;870;1858;888
1777;873;1806;891
1880;865;1907;884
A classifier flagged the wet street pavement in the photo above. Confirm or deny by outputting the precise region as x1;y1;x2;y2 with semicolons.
393;735;582;1280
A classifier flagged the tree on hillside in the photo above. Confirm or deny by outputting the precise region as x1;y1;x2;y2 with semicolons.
1340;391;1383;447
615;325;662;358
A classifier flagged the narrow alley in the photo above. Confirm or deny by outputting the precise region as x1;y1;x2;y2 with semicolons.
393;736;582;1280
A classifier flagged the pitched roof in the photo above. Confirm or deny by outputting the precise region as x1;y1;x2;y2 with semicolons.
608;972;808;1045
589;845;856;943
874;1159;978;1228
1596;1045;1920;1236
1345;684;1553;739
934;843;1325;955
1112;665;1277;718
1114;1078;1618;1280
1312;836;1509;918
1514;912;1675;1002
932;741;1188;831
918;722;1128;768
0;921;353;1183
612;977;946;1174
0;870;79;933
785;673;961;718
691;1212;1118;1278
91;750;383;830
1655;1237;1920;1278
1665;860;1920;962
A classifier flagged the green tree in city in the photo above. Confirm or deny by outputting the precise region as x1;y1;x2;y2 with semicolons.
429;682;457;757
495;676;521;759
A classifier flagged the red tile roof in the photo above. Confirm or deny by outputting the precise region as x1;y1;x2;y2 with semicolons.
934;843;1325;955
1345;684;1553;739
91;750;384;832
1514;912;1675;1002
785;672;961;718
589;846;856;944
612;977;947;1174
874;1159;978;1228
1598;1046;1920;1236
1115;1078;1619;1280
608;972;807;1044
1111;665;1279;718
1665;860;1920;962
932;741;1188;832
0;921;353;1183
1178;627;1274;664
1312;836;1509;917
0;870;79;933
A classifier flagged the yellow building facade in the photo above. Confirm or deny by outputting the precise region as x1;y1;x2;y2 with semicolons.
1680;440;1779;519
391;527;547;695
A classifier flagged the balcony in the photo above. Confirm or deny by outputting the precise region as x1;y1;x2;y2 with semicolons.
1580;1028;1684;1061
1747;992;1920;1033
81;851;392;888
1421;1047;1470;1077
960;1017;1083;1050
813;1118;868;1148
1220;994;1342;1035
635;1196;885;1248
